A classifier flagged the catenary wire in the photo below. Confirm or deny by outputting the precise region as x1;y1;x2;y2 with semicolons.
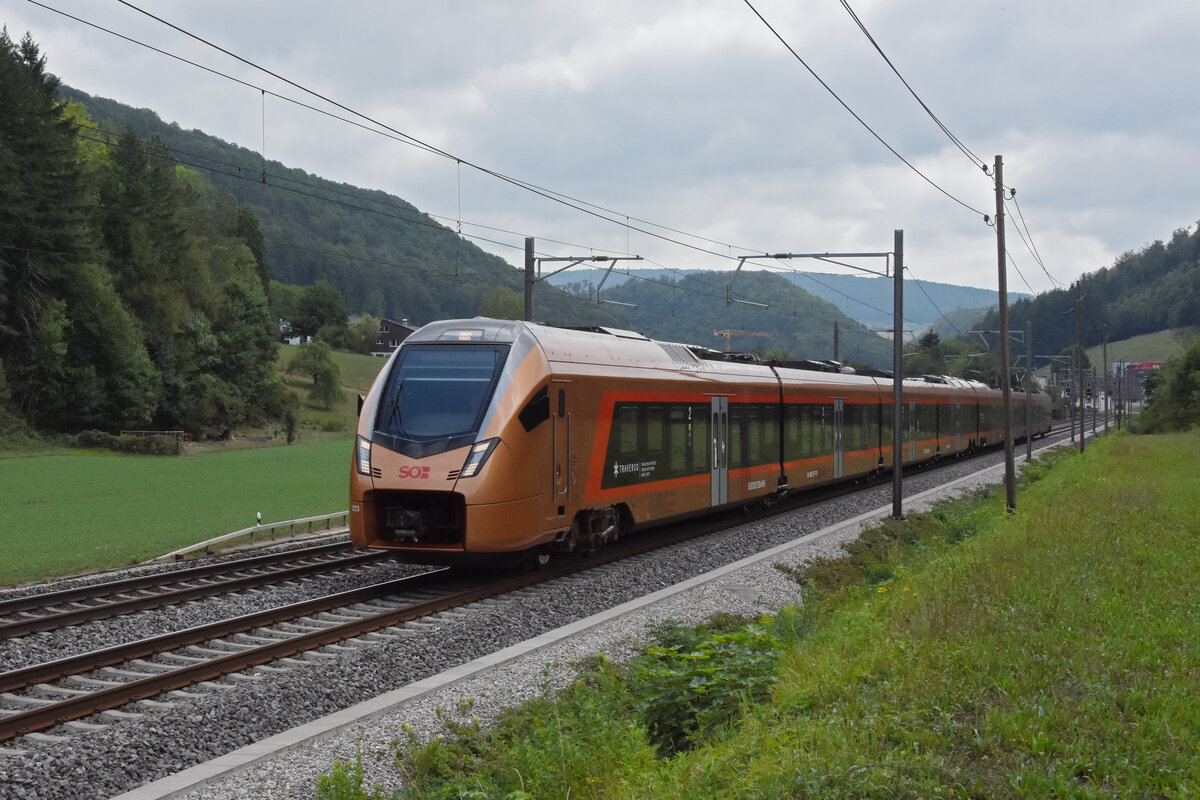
837;0;987;171
741;0;988;219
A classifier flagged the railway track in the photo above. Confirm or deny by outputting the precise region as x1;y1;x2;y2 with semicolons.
0;513;730;744
0;542;388;638
0;424;1091;748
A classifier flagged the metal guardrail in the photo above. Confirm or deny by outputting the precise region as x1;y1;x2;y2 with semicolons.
149;511;350;562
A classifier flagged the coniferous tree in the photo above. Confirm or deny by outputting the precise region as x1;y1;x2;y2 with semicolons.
0;30;157;431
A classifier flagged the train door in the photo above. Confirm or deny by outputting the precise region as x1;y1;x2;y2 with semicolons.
710;396;728;506
909;399;917;462
833;399;845;479
954;401;962;452
553;386;570;505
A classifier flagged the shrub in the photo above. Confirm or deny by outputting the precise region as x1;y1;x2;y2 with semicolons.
75;430;181;455
626;619;785;755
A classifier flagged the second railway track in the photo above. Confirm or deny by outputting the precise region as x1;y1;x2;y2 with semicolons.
0;542;389;638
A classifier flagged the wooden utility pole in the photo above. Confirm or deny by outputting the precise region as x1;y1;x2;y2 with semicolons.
994;156;1016;512
833;321;840;362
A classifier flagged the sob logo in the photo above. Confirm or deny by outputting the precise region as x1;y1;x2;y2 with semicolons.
397;465;431;479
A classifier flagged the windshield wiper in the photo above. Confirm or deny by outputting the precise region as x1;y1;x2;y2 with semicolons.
383;378;409;439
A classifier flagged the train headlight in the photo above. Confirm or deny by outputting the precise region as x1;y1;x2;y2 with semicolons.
459;438;499;478
356;436;372;476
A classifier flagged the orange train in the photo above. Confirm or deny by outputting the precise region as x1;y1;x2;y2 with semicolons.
350;319;1051;567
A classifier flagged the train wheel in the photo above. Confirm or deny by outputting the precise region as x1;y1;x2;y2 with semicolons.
529;547;552;570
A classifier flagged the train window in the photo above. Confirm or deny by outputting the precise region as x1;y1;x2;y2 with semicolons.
747;405;762;466
729;404;746;469
819;406;833;456
616;405;638;455
558;389;565;418
373;343;508;455
785;405;801;460
844;404;861;452
760;404;778;464
646;405;665;454
518;386;550;433
668;407;688;474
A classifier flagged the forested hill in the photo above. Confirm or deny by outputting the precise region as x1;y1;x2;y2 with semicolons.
978;225;1200;355
550;268;1021;332
601;272;893;367
60;86;622;330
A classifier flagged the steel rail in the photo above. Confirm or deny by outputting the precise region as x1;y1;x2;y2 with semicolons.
0;541;357;616
0;564;578;742
0;546;388;638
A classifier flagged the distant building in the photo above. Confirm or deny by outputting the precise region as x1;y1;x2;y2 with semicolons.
371;317;416;356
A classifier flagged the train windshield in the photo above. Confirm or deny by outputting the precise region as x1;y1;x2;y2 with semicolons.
373;344;509;457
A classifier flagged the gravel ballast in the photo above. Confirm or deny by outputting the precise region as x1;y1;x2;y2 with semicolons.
0;442;1067;800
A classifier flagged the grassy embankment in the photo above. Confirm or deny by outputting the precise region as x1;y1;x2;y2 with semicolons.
322;431;1200;799
0;348;387;587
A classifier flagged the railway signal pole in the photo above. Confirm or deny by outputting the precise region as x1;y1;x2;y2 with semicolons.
892;230;904;520
726;238;905;518
523;237;642;321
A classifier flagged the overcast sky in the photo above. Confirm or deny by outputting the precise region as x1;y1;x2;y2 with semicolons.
6;0;1199;294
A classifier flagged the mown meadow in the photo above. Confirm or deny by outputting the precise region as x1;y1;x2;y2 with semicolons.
0;438;352;586
0;347;386;587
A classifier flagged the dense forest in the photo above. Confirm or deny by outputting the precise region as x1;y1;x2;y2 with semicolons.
979;226;1200;355
0;31;278;439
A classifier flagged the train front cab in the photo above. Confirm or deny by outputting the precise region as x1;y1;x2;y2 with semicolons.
350;320;567;566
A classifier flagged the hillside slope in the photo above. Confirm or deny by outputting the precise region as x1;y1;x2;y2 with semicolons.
63;87;624;330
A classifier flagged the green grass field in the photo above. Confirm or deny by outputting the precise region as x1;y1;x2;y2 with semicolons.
277;344;388;432
1087;327;1197;367
0;347;388;587
0;438;353;586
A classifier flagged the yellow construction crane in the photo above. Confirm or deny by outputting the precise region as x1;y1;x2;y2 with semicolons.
714;329;770;352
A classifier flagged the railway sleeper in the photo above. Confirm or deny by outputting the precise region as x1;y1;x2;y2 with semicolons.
1;692;56;709
32;683;89;699
64;676;123;690
98;666;159;680
63;719;110;733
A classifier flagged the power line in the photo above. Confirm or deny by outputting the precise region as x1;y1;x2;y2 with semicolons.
27;1;950;357
742;0;988;219
30;0;763;265
905;267;964;338
1006;193;1066;289
837;0;987;171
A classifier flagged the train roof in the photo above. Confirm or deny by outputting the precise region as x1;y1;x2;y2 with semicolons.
400;319;1025;392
